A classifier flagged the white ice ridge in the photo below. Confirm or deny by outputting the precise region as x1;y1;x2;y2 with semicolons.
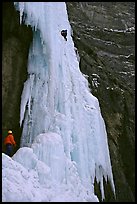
13;2;115;201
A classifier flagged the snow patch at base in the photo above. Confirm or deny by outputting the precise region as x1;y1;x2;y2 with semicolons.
2;132;99;202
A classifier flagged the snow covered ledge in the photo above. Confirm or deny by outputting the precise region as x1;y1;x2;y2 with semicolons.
2;132;99;202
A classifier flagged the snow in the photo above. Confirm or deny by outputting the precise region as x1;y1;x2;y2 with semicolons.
2;133;99;202
2;2;115;202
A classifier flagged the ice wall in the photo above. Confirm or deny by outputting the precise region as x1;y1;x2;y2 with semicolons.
14;2;115;200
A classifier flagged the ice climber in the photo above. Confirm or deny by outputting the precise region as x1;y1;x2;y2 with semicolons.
61;29;67;41
4;130;16;156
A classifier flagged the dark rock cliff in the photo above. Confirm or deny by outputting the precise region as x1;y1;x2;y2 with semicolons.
2;2;33;151
2;2;135;202
66;2;135;202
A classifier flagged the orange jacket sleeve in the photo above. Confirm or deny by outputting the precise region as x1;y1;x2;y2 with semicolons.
10;135;16;145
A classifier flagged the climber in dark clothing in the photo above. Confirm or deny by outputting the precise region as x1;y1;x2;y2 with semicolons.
61;30;67;41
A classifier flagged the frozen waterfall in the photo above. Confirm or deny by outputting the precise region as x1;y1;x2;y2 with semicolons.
3;2;115;201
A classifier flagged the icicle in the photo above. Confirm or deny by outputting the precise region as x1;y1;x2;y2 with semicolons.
20;74;34;127
14;2;25;24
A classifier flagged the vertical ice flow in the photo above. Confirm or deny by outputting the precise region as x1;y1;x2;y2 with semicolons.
14;2;115;200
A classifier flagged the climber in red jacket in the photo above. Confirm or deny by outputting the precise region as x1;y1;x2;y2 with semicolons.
4;130;16;156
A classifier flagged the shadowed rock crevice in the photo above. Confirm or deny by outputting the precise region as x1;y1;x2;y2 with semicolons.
2;2;33;153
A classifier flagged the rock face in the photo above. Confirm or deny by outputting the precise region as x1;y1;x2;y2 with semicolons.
2;2;135;202
2;2;33;151
66;2;135;202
